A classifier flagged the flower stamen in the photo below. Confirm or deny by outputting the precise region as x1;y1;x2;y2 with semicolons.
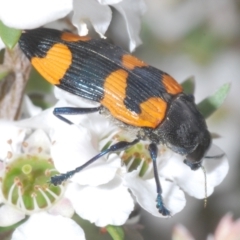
2;154;64;214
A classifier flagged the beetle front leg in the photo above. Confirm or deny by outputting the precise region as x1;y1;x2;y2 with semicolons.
148;143;171;216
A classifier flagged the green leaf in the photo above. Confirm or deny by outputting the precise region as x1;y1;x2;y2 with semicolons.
106;225;125;240
181;76;195;94
197;83;231;118
0;21;21;49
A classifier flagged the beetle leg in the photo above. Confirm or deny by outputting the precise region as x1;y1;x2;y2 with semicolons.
53;106;102;125
148;143;171;216
50;139;139;186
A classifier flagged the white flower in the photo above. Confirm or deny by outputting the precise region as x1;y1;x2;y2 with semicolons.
0;0;73;29
0;119;84;239
0;0;146;51
11;212;85;240
159;145;229;200
124;144;228;217
72;0;146;51
124;169;186;217
15;93;135;227
48;102;135;226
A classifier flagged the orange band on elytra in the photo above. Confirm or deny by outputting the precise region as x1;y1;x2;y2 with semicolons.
101;69;167;128
122;54;148;70
31;43;72;85
162;74;183;94
61;32;91;42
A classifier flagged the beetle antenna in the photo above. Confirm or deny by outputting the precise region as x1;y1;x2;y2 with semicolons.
201;165;207;208
204;153;224;159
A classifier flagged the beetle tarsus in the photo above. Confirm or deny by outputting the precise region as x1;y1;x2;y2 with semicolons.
156;194;171;216
51;175;66;186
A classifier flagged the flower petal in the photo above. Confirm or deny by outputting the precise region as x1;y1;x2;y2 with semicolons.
66;178;134;227
16;105;64;131
98;0;122;4
0;205;25;227
124;170;186;217
51;124;120;186
0;0;73;29
17;99;84;131
172;224;195;240
11;212;85;240
214;213;233;240
23;129;51;155
72;0;112;38
48;198;74;218
112;0;146;51
0;120;28;160
160;145;229;199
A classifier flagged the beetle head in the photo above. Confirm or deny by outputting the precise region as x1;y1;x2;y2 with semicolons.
155;93;211;170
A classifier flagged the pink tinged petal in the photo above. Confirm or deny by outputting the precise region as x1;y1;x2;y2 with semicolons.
214;213;233;240
160;145;229;199
48;198;74;218
0;205;25;227
0;0;73;29
66;179;134;227
112;0;146;51
124;171;186;217
51;124;120;186
0;121;27;160
213;213;240;240
11;212;85;240
23;129;51;154
172;224;196;240
72;0;112;38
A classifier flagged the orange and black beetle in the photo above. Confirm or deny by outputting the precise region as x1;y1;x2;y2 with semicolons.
19;28;211;216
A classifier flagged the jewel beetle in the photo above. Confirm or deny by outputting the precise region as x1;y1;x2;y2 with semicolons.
19;28;211;216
